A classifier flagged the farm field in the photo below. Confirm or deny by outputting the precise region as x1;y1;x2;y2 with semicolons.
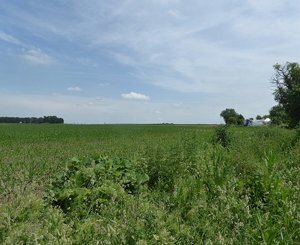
0;124;299;244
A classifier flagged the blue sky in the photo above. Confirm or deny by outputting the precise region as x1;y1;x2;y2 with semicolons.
1;0;300;123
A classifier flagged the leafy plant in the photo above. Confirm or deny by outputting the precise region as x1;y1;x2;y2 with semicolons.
45;156;149;219
213;125;232;147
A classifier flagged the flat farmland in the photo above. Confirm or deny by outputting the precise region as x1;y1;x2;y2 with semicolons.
0;124;299;244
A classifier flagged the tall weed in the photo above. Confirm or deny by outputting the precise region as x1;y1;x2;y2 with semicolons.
213;125;232;147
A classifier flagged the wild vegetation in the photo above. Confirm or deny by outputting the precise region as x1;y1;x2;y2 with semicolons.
0;124;299;244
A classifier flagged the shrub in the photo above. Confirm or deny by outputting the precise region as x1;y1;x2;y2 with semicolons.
213;125;232;147
45;156;149;219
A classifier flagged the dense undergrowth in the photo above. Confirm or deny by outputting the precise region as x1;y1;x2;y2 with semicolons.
0;124;299;244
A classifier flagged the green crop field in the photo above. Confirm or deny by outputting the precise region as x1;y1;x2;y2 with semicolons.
0;124;299;244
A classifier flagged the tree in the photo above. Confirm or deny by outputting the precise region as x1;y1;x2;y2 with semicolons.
273;62;300;128
269;105;288;126
0;116;64;124
220;108;244;125
256;115;262;120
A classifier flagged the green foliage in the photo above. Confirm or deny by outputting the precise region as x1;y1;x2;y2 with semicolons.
0;124;299;244
269;104;288;126
256;115;270;120
45;156;149;219
220;108;244;125
273;62;300;128
295;123;300;138
291;123;300;147
213;125;232;147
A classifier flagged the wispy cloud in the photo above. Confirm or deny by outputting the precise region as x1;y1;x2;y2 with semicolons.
22;49;54;65
121;92;150;100
67;86;82;92
1;0;299;123
0;31;23;45
64;0;300;95
168;9;180;18
98;82;110;87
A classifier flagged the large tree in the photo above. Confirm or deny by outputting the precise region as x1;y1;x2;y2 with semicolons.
269;105;288;126
220;108;244;125
273;62;300;128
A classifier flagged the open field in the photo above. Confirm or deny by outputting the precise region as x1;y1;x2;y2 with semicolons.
0;124;299;244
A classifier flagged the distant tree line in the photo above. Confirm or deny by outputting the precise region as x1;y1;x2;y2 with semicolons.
0;116;64;124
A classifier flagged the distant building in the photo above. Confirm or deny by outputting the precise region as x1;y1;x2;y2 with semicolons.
244;118;271;126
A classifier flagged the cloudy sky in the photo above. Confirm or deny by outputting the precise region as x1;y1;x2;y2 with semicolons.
1;0;300;123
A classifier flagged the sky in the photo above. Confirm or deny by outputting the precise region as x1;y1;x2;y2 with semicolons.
1;0;300;124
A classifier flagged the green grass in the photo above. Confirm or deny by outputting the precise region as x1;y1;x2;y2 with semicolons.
0;124;299;244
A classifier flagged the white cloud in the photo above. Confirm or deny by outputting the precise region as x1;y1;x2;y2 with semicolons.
0;31;23;45
22;49;54;65
121;92;150;100
67;86;82;92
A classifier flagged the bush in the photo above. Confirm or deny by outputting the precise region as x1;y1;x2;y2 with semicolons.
45;156;149;219
213;125;232;147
